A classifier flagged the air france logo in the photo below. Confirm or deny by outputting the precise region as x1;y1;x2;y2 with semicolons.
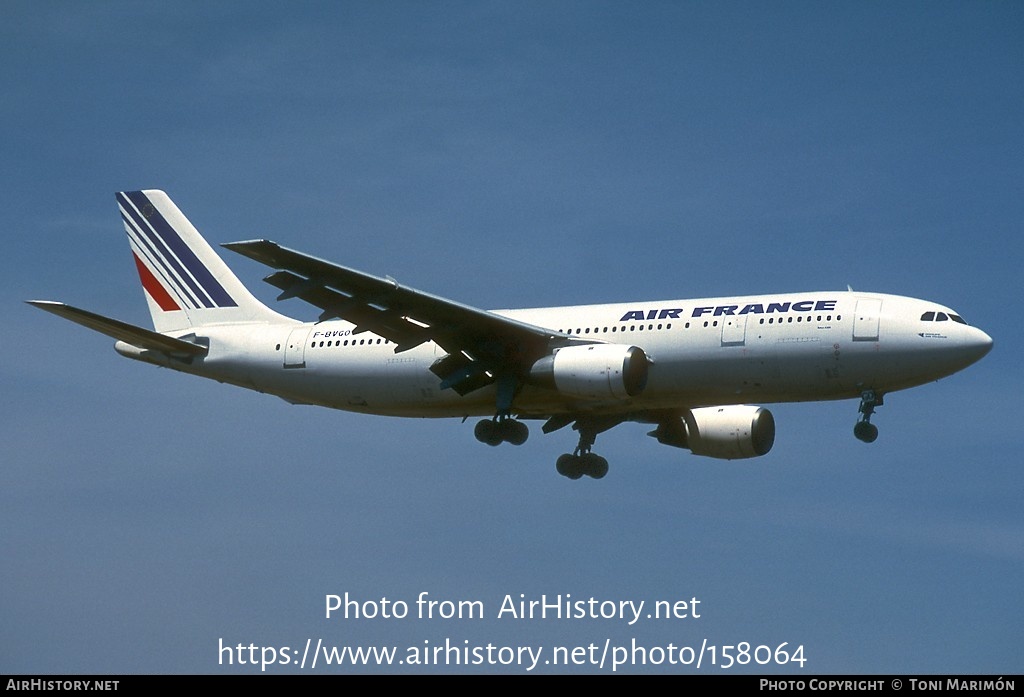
619;299;838;322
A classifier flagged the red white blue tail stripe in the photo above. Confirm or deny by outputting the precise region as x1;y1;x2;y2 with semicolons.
117;191;237;311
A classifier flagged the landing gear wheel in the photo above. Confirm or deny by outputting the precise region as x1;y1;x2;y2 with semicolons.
854;421;879;443
474;419;502;446
499;419;529;446
556;454;583;480
580;453;609;479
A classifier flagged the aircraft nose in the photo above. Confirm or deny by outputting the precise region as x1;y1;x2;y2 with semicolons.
963;327;993;364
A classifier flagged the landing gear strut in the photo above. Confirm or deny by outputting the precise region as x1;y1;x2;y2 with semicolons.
854;389;883;443
555;423;609;480
474;414;529;447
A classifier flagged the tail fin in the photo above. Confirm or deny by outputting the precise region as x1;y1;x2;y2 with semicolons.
116;190;287;332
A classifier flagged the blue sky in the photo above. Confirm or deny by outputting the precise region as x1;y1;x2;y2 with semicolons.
3;1;1021;674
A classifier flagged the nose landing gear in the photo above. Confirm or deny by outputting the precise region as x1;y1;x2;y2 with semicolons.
854;390;883;443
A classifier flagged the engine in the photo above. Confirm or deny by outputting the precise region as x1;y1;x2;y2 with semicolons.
529;344;649;400
684;405;776;460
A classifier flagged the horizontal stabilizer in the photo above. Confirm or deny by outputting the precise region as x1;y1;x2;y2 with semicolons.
27;301;208;357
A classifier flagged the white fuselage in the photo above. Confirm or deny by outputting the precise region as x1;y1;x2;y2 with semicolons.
130;290;992;419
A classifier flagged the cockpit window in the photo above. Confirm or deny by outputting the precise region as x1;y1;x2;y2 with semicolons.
921;310;969;325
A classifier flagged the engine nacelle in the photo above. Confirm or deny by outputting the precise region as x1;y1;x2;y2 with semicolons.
530;344;649;400
685;405;775;460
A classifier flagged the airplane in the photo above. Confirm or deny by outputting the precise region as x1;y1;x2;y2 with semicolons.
28;190;993;479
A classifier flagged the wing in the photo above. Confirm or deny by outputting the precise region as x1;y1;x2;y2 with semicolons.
222;239;579;399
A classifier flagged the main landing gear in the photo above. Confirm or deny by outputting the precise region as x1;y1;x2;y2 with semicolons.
474;415;529;447
854;389;883;443
555;422;609;480
555;452;608;480
473;409;614;480
474;375;529;446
